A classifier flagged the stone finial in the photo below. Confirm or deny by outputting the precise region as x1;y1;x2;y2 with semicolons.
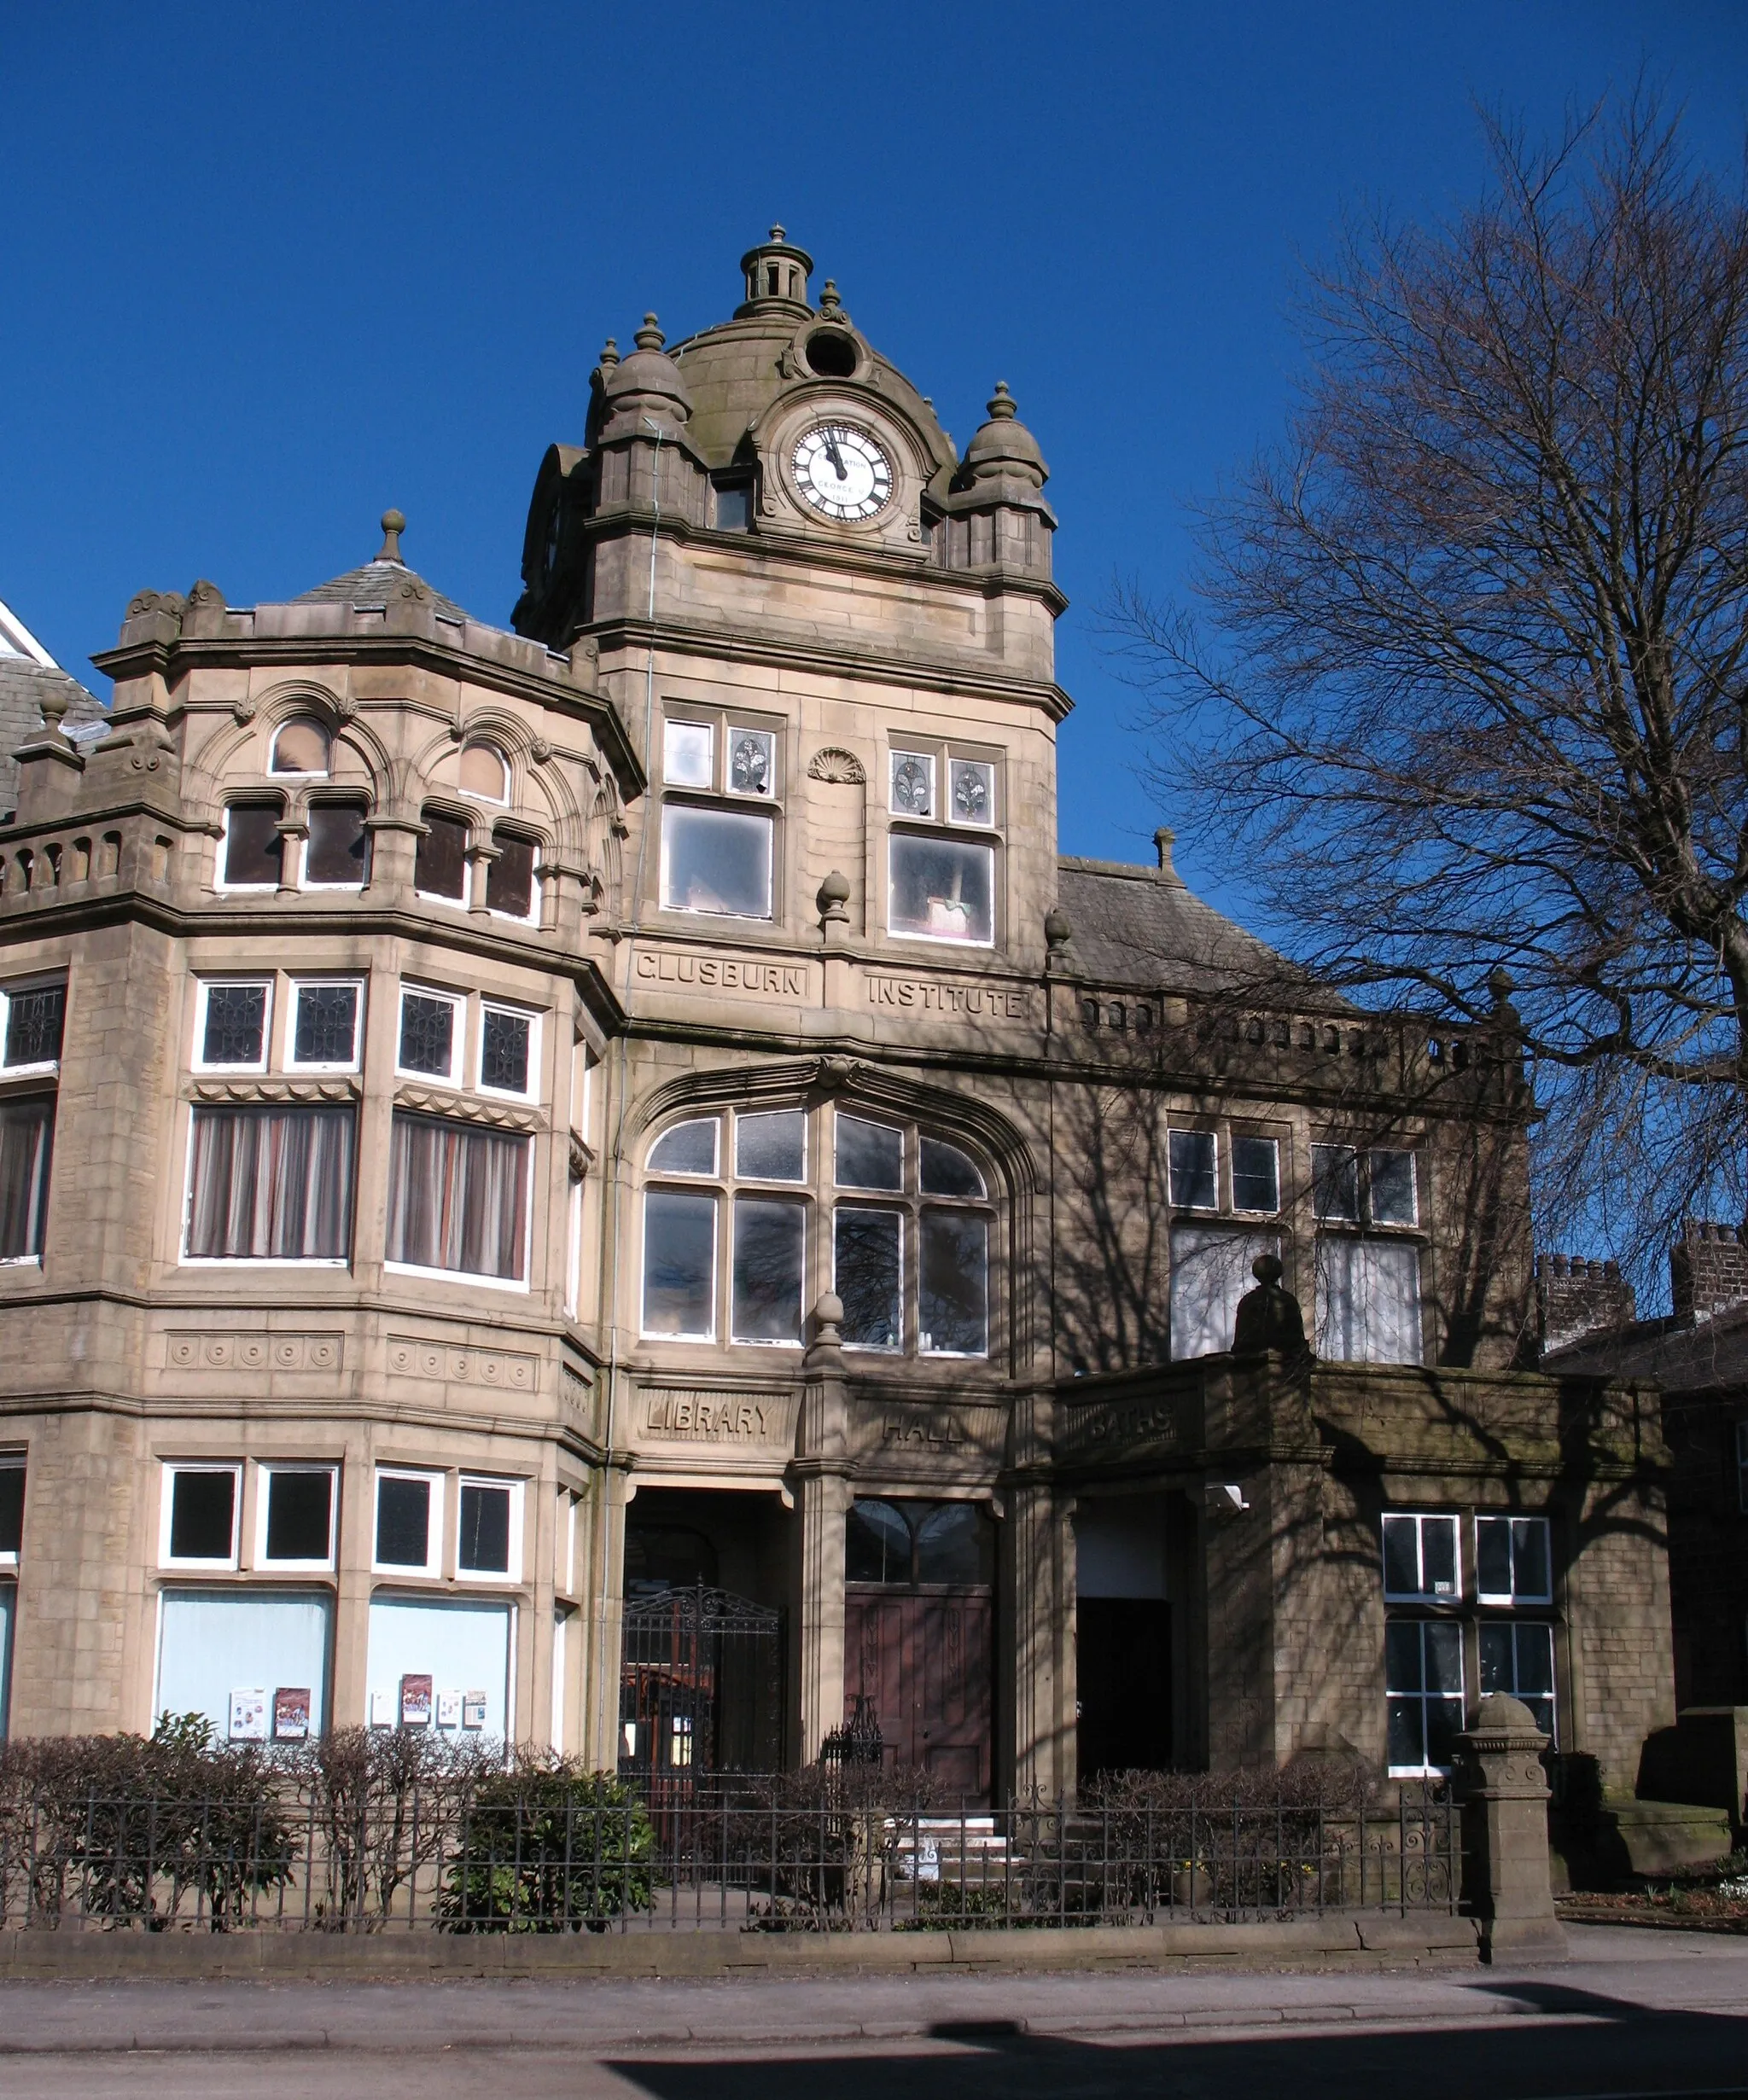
37;688;70;742
817;869;851;929
770;223;786;241
1043;904;1072;951
987;380;1018;421
378;509;406;563
1232;1254;1311;1359
1154;827;1180;877
811;1291;844;1350
819;279;843;315
634;314;665;352
1488;963;1521;1027
597;337;620;371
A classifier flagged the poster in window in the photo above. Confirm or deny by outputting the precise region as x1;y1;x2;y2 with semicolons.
461;1690;487;1730
436;1689;463;1728
228;1688;269;1742
399;1673;434;1727
369;1687;393;1728
273;1686;312;1741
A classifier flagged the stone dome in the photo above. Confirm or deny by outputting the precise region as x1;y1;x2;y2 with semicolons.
964;382;1048;488
597;315;692;437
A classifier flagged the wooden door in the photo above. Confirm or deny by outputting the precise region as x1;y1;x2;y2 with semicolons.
844;1586;993;1801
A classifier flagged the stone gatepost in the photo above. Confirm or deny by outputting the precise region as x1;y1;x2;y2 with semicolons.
792;1292;852;1765
1454;1692;1567;1962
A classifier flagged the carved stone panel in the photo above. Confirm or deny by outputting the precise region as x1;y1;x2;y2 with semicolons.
166;1331;344;1376
385;1335;539;1394
854;1400;1008;1470
634;1385;798;1450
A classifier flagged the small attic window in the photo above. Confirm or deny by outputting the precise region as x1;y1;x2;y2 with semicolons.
459;743;510;803
271;718;331;777
805;330;858;380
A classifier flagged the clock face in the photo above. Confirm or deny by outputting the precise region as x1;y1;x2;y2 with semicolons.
792;423;894;521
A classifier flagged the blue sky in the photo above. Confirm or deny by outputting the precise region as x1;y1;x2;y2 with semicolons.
4;2;1745;900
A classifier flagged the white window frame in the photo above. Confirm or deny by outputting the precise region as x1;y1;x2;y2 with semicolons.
382;1116;534;1294
215;803;285;894
455;1475;525;1584
192;977;273;1074
1381;1511;1462;1602
395;984;465;1088
833;1204;906;1354
659;800;776;921
1474;1514;1554;1606
371;1467;446;1579
1385;1616;1466;1778
253;1462;340;1573
647;1115;720;1178
1478;1619;1558;1746
268;718;332;779
285;978;364;1074
639;1185;719;1341
0;979;66;1079
159;1463;243;1572
663;716;715;790
0;1457;22;1569
178;1100;356;1271
1369;1148;1421;1228
889;748;937;817
729;1192;807;1348
563;1173;583;1322
1167;1127;1219;1212
477;1001;541;1102
1229;1133;1281;1217
735;1106;807;1184
458;742;511;805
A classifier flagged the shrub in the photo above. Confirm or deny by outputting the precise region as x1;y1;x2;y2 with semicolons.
437;1762;654;1932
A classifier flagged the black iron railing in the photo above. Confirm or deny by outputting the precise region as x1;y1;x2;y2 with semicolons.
0;1773;1458;1933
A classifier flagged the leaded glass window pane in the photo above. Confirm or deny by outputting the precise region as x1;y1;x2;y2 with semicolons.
292;985;358;1067
728;729;774;797
480;1006;531;1095
398;993;456;1079
836;1115;902;1190
648;1119;717;1176
3;986;63;1068
201;984;268;1067
736;1109;805;1181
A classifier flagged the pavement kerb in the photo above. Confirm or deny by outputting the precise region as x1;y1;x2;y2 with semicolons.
0;1913;1483;1984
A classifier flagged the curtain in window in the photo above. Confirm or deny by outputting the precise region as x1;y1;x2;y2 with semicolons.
1169;1225;1279;1359
0;1097;54;1259
186;1106;353;1259
386;1111;529;1281
1315;1236;1422;1363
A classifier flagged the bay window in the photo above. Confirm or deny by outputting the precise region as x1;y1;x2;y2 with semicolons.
1313;1141;1424;1363
0;1099;54;1263
415;810;469;901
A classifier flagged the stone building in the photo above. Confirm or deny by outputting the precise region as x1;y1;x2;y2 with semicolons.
0;233;1677;1801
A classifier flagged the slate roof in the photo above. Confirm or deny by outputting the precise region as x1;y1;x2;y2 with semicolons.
0;600;108;818
1543;1303;1748;1393
1054;854;1312;996
294;556;471;625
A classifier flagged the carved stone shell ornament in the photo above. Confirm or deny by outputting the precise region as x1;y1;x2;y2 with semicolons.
807;747;866;784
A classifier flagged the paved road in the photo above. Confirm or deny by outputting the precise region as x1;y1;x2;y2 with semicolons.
0;1925;1745;2097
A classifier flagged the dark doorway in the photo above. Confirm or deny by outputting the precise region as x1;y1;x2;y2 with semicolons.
619;1582;784;1780
1076;1597;1171;1780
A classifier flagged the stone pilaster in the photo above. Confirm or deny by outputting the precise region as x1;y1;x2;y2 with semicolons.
792;1294;852;1764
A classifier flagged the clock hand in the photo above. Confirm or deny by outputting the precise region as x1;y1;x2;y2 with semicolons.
823;433;847;479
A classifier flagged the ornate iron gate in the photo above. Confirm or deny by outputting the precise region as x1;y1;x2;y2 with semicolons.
618;1584;784;1779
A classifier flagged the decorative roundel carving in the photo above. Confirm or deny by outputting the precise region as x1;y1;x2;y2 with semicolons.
530;736;554;766
807;746;866;784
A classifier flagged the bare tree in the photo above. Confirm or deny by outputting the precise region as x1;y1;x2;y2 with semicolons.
1111;99;1748;1276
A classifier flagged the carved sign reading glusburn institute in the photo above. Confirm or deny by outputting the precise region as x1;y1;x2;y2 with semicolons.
865;975;1028;1020
644;1392;784;1440
635;952;807;998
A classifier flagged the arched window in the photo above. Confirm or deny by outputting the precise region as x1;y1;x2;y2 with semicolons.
270;718;331;777
846;1498;993;1586
459;742;510;803
638;1102;994;1358
414;808;468;902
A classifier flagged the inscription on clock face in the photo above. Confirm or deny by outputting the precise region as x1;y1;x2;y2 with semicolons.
793;424;894;521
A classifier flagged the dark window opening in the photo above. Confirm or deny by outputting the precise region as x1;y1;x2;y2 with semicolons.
714;482;753;532
458;1481;512;1574
376;1476;431;1567
169;1469;236;1561
415;812;468;900
0;1467;22;1556
223;803;283;887
305;804;370;886
264;1470;333;1562
0;1097;55;1260
487;831;536;916
804;329;858;378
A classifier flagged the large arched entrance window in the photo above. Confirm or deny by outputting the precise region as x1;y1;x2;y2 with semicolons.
638;1101;996;1358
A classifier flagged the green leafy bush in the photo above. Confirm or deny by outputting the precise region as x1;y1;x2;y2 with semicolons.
437;1762;654;1932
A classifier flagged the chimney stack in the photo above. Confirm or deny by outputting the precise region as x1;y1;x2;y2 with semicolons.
1670;1219;1748;1324
1535;1253;1635;1353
